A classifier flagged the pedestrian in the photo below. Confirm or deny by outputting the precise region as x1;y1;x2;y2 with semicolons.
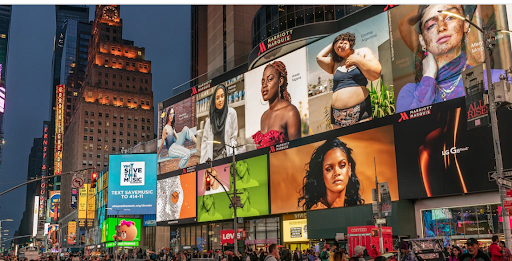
320;247;330;261
490;236;503;261
351;246;365;261
450;246;462;261
460;238;491;261
500;242;511;261
399;243;417;261
333;252;346;261
265;245;280;261
294;249;302;261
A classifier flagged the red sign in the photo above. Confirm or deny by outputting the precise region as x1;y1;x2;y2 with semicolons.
220;229;245;244
54;84;66;175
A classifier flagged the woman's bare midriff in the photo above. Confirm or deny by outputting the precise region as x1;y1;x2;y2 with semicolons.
331;85;369;109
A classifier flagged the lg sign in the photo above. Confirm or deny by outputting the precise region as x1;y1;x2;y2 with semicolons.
121;161;145;186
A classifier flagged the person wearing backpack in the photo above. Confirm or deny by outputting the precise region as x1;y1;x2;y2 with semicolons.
320;247;330;261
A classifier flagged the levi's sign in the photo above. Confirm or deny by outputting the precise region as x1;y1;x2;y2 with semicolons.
220;229;245;245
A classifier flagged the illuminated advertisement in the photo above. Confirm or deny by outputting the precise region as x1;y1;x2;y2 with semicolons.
71;188;78;209
389;5;512;113
157;171;196;225
101;217;141;245
46;224;58;241
244;48;310;149
394;99;512;199
39;123;49;218
87;186;95;227
197;155;269;222
197;162;230;196
269;125;398;213
49;191;60;219
33;196;39;236
108;154;157;215
157;97;198;174
78;184;88;226
197;74;246;163
306;12;393;132
67;221;76;245
54;84;65;175
283;219;308;242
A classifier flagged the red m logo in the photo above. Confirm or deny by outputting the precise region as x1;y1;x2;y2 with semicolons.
383;5;397;11
398;112;409;122
190;87;198;96
257;42;267;56
269;146;276;153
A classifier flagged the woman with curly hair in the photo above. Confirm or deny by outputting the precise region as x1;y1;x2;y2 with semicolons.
298;138;364;210
252;61;301;149
316;32;381;128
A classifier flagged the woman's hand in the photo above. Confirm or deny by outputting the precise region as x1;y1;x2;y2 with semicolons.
344;54;362;68
422;51;438;79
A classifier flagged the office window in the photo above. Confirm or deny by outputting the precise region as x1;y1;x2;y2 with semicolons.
105;129;108;134
120;123;124;128
113;122;117;127
128;132;131;137
99;120;102;125
91;112;94;116
134;125;137;129
106;113;109;118
83;153;86;158
105;137;109;142
98;129;102;134
128;116;132;120
112;146;116;152
142;118;145;123
104;145;108;151
121;115;124;120
90;119;94;124
120;131;124;136
135;117;138;121
113;138;117;143
89;136;93;141
147;126;151;131
128;124;131;128
98;137;102;142
114;114;117;119
84;136;88;141
127;140;131;145
83;161;87;166
113;74;116;79
90;128;94;133
84;143;88;150
97;154;101;159
99;112;103;117
142;126;145;130
85;111;89;115
134;132;137;137
89;153;93;158
147;118;151;123
120;139;123;144
113;130;117;135
85;119;88;124
104;154;108;159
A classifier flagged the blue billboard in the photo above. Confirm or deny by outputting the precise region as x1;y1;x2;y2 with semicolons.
108;154;157;215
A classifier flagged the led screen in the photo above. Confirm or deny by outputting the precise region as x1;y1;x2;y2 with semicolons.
101;217;141;244
197;162;231;196
157;171;197;225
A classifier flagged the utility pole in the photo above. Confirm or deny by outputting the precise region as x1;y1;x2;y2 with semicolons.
374;158;384;254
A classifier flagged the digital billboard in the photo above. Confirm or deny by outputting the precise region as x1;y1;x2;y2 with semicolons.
156;171;196;225
101;217;141;245
389;5;512;113
269;125;398;213
197;154;269;222
157;97;198;174
244;48;310;149
54;84;65;175
306;11;393;133
197;75;246;163
283;219;308;242
108;154;157;215
394;98;512;199
49;191;60;218
197;162;230;196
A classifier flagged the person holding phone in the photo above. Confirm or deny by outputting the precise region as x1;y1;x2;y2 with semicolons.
316;32;381;128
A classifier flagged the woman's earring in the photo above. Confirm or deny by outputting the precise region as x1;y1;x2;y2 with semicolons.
260;97;268;106
422;46;427;56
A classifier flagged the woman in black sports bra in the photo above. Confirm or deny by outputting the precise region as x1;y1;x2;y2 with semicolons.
316;32;382;128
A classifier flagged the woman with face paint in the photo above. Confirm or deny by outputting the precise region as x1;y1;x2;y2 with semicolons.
298;138;364;210
316;32;382;128
252;61;301;149
200;84;239;163
396;5;510;112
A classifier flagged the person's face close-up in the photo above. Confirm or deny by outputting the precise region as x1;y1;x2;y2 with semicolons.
452;248;459;255
467;244;478;255
322;148;351;194
215;88;225;110
273;249;280;260
203;195;214;211
169;108;175;122
240;189;248;203
261;66;281;102
420;5;467;56
334;39;352;58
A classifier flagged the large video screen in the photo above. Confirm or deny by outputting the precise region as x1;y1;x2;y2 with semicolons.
196;75;247;163
197;162;231;196
102;217;141;247
197;154;269;222
389;5;512;113
306;12;394;133
269;125;398;214
244;48;310;149
157;96;198;174
107;154;157;215
395;99;512;199
156;171;196;225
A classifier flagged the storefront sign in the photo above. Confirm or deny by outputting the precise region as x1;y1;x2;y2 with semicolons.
143;214;156;227
39;123;49;218
105;241;139;248
220;229;245;244
283;219;308;242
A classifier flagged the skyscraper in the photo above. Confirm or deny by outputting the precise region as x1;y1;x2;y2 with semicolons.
60;5;154;221
0;5;12;168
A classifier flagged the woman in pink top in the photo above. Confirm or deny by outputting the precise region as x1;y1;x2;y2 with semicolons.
449;246;462;261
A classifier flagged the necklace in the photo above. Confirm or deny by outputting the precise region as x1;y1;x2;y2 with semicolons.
438;63;468;101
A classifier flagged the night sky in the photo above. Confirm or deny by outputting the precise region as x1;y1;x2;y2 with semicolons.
0;5;191;246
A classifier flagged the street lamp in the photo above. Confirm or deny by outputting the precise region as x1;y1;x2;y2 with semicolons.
205;140;245;254
438;9;512;246
106;208;130;261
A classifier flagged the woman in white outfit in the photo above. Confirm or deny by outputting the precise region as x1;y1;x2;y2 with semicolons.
200;84;238;163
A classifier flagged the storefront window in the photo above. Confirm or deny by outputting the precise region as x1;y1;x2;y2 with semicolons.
266;217;279;241
191;226;196;245
463;206;478;235
451;207;464;235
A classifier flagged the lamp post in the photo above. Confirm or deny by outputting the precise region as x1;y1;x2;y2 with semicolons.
205;141;244;254
106;208;130;261
438;9;512;246
0;219;12;253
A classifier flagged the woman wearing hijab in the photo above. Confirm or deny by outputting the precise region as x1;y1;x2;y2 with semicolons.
200;84;239;163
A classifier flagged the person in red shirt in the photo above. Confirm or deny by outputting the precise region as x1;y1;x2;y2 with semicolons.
490;236;503;261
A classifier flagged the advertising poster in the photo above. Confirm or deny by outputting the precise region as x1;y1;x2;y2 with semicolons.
157;97;198;174
394;99;512;199
101;217;141;244
108;154;157;215
283;219;308;242
197;162;230;196
71;188;78;209
67;221;76;245
197;155;269;222
306;12;394;133
49;191;60;218
388;5;512;113
197;75;247;163
78;185;87;226
244;48;310;150
156;172;196;224
269;125;398;214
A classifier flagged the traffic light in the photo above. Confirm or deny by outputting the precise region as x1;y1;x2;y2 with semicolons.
205;175;211;191
91;172;98;188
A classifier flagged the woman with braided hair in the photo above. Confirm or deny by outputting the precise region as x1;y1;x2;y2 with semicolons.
317;32;381;128
298;138;364;210
252;60;301;149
